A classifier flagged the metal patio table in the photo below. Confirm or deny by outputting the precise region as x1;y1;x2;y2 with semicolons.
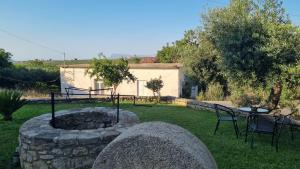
239;107;270;143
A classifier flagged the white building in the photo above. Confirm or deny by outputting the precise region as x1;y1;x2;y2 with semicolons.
60;63;184;97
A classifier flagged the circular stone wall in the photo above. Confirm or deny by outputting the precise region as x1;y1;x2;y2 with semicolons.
19;107;139;169
92;122;218;169
54;110;118;130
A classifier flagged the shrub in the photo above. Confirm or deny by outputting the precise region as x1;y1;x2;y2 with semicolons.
230;85;267;107
196;93;205;101
293;102;300;120
145;77;164;102
197;83;224;101
0;89;27;121
295;87;300;99
0;66;60;92
279;85;295;107
22;90;49;98
231;93;262;107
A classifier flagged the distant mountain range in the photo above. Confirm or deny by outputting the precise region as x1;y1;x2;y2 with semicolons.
15;55;157;66
110;53;154;59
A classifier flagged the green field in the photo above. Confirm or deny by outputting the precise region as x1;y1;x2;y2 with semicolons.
0;102;299;169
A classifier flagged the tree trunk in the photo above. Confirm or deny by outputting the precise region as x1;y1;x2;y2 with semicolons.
157;92;161;103
111;85;118;105
153;91;157;103
268;82;283;110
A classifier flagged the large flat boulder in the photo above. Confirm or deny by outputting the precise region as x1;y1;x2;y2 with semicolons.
92;122;218;169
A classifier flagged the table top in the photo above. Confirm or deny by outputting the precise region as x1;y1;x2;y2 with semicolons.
238;107;269;114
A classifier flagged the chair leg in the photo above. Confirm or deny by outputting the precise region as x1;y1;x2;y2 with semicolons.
276;132;280;152
251;130;255;149
214;120;220;135
276;124;283;152
249;116;256;149
237;118;243;136
232;120;239;138
290;125;294;141
245;117;249;142
271;124;277;146
271;131;275;146
235;121;240;136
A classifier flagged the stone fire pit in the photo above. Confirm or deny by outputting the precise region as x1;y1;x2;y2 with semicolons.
19;107;139;169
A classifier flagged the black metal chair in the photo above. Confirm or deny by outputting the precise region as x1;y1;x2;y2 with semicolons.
245;114;277;148
275;108;299;150
213;104;240;138
245;108;297;151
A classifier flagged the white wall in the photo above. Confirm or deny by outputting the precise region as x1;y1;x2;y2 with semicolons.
60;67;183;97
60;68;94;95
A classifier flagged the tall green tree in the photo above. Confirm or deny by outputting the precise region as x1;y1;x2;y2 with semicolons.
157;43;180;63
203;0;300;108
203;0;271;84
157;29;228;94
157;30;198;63
0;48;12;68
181;30;228;94
87;56;136;96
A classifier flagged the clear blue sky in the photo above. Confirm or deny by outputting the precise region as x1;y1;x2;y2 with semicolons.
0;0;299;61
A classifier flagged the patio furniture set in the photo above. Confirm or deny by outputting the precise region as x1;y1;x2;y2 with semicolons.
213;104;299;151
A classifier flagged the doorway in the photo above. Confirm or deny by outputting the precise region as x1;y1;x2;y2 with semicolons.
94;80;104;95
137;80;146;96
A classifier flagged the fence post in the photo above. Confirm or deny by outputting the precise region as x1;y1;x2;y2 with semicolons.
117;93;120;123
89;87;91;100
65;88;70;101
51;92;55;128
133;96;136;105
110;90;113;105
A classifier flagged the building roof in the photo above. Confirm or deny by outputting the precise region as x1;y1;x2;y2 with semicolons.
139;57;158;63
60;63;183;69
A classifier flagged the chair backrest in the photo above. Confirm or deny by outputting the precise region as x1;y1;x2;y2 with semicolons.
253;114;277;133
275;107;296;124
214;104;235;119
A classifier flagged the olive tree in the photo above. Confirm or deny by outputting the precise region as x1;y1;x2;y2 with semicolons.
158;30;229;95
181;30;228;95
203;0;300;109
0;48;12;68
87;56;136;101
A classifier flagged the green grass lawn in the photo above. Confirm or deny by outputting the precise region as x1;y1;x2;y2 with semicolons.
0;102;299;169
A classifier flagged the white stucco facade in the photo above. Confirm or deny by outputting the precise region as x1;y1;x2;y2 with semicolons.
60;63;184;97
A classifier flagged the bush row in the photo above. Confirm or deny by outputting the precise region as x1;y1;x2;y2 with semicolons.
0;65;60;93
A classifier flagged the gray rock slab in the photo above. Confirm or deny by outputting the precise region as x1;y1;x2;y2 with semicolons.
92;122;218;169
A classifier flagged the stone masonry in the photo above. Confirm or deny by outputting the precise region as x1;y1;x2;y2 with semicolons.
19;107;139;169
